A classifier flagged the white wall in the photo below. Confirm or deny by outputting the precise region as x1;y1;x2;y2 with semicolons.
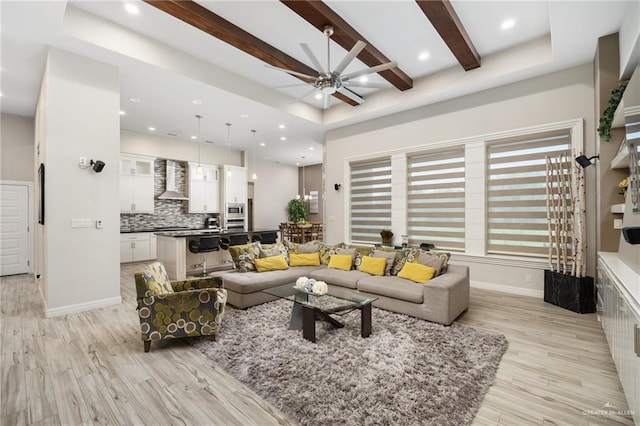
251;160;298;229
324;64;596;297
1;113;34;182
120;129;242;165
37;48;121;316
619;0;640;78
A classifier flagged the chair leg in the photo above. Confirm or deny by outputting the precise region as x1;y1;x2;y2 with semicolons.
144;340;151;352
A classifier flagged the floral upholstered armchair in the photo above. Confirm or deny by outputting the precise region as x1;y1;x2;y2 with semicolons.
134;262;227;352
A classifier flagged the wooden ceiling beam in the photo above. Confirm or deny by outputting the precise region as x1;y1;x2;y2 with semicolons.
280;0;413;91
142;0;359;106
415;0;480;71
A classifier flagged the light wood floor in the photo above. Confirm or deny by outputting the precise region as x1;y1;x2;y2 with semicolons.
1;263;633;425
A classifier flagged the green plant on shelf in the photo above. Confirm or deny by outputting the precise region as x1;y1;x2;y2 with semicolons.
598;80;628;142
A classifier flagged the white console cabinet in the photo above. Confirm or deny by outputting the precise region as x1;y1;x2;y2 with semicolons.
597;252;640;423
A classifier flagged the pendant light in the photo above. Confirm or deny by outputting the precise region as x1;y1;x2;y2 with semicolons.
195;114;203;175
251;129;258;180
225;122;232;177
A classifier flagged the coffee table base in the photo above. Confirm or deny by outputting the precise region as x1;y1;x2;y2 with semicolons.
289;302;372;343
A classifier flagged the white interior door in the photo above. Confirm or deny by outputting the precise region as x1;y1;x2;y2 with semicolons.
0;183;30;276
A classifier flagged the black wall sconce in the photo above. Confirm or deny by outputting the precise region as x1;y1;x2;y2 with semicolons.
90;160;105;173
575;154;599;168
334;183;342;191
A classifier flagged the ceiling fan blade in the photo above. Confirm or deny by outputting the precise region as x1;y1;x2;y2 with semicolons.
342;81;391;89
336;86;364;105
323;93;330;110
291;86;321;103
341;61;398;82
264;64;317;80
333;40;366;76
301;43;327;76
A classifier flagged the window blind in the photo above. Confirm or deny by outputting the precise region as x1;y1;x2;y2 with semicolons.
407;147;465;250
350;158;392;243
486;129;572;257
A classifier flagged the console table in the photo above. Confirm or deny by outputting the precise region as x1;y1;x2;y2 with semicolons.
597;252;640;423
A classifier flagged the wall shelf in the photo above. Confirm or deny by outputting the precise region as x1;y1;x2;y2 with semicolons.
611;138;629;169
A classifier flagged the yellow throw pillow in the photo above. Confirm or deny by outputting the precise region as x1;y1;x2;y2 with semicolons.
254;255;289;272
398;262;436;284
359;256;387;276
290;252;321;267
328;254;353;271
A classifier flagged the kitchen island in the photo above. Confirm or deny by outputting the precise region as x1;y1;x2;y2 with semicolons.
155;228;279;280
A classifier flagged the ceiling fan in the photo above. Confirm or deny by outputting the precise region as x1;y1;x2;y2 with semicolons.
267;26;397;109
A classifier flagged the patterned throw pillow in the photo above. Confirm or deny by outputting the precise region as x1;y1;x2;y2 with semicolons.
390;248;419;276
229;242;261;272
141;262;174;295
423;251;451;274
261;242;289;264
318;242;342;265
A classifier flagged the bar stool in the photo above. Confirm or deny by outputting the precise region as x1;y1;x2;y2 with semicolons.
188;237;220;277
260;231;278;244
220;233;249;250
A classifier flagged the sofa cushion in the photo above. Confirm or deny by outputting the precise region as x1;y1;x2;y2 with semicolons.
328;254;353;271
254;255;289;272
318;242;342;265
371;249;397;275
390;248;419;276
261;242;289;264
309;268;371;289
222;266;321;294
398;262;436;283
357;276;424;304
140;262;174;295
290;252;320;267
229;242;262;272
417;251;446;276
297;242;320;253
358;256;386;276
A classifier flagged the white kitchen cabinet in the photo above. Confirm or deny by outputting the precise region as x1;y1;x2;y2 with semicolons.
120;154;155;213
188;162;220;213
597;253;640;423
120;232;155;263
222;165;248;205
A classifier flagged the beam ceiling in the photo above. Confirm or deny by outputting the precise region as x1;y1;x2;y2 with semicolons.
415;0;481;71
143;0;361;106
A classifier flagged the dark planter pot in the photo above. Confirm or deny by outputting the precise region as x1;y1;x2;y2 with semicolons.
544;270;595;314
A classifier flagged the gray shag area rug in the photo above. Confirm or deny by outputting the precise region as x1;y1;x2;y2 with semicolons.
196;300;508;426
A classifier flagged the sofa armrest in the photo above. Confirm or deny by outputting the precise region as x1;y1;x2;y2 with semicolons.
421;264;469;325
171;276;223;292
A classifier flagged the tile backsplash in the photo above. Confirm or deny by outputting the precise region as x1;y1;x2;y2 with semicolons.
120;159;218;230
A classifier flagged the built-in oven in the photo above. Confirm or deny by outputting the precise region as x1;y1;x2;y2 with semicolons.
226;203;245;217
225;218;246;231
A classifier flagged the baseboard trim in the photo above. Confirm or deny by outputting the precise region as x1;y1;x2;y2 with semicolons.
471;280;543;298
46;296;122;318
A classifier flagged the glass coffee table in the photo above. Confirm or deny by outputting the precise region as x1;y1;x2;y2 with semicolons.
262;283;378;343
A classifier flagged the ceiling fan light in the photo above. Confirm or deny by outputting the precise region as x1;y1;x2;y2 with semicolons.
322;86;336;95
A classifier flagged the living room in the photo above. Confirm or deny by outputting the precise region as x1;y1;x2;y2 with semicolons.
2;1;640;425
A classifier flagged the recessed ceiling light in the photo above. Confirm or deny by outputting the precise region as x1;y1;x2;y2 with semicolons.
124;3;140;15
309;147;315;151
240;114;249;118
129;97;141;103
279;124;286;129
260;142;266;146
418;51;430;61
119;110;126;115
296;162;300;166
280;137;287;141
191;99;202;105
359;76;368;83
501;18;516;30
191;135;197;140
314;93;323;100
148;126;156;131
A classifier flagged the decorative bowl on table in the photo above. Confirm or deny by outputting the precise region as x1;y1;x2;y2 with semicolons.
295;276;328;295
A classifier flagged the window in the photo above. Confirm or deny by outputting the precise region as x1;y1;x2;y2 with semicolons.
350;158;392;243
486;129;572;257
407;147;465;250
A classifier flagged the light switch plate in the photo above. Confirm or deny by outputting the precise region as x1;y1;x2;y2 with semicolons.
71;218;91;228
614;219;623;229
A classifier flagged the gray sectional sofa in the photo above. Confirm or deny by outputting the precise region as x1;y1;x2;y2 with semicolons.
220;244;469;325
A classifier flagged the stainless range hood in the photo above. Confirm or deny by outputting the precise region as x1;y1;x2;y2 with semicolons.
158;160;189;200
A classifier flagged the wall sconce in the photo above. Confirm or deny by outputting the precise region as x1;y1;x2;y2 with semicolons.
90;160;105;173
334;183;342;191
575;154;599;168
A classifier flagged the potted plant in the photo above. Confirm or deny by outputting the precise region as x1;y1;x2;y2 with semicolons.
287;199;308;224
543;153;595;313
380;229;394;245
598;80;628;141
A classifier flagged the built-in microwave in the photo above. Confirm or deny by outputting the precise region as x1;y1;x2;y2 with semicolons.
226;203;245;218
